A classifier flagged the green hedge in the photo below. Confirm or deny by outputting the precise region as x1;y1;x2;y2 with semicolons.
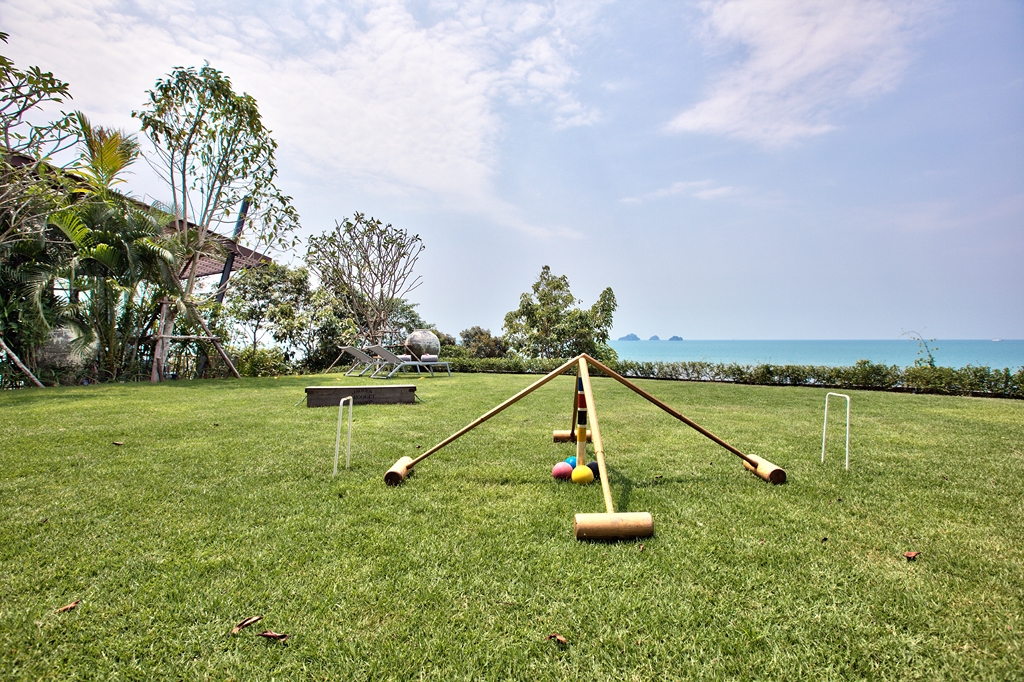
442;355;574;375
443;355;1023;399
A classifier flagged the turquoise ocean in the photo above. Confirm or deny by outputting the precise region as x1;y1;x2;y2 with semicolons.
607;339;1024;370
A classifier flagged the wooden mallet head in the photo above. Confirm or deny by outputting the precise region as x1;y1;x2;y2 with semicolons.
552;429;592;443
574;512;654;541
384;456;414;486
742;454;786;485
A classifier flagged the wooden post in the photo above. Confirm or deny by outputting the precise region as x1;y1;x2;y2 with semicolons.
323;347;349;375
193;309;241;379
0;335;44;388
575;371;587;469
151;299;169;383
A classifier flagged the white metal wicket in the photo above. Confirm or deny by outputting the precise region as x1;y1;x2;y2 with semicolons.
821;392;850;470
334;396;353;476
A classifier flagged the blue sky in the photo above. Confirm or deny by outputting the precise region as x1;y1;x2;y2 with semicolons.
3;0;1022;339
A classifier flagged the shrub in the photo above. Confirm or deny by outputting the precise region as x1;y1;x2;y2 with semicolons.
440;344;470;359
237;347;289;377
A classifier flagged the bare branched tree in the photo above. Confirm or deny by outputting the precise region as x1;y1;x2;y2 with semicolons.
306;213;424;345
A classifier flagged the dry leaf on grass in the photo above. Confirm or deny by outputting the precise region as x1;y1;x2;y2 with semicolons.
638;544;645;552
904;551;920;561
231;615;263;635
257;630;288;641
546;633;567;644
56;600;80;613
112;441;123;446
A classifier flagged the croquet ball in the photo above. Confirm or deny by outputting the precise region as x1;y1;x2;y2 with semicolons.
586;461;600;480
572;465;595;484
564;456;577;468
552;462;573;480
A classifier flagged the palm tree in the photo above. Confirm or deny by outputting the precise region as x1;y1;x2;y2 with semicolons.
47;113;179;380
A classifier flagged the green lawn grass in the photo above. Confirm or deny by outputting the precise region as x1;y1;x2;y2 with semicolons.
1;372;1022;680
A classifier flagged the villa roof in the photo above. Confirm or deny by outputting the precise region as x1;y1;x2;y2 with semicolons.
191;235;272;278
3;149;274;279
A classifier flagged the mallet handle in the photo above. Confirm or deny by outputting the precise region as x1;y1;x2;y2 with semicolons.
408;355;582;468
579;359;615;514
582;355;758;468
569;379;578;435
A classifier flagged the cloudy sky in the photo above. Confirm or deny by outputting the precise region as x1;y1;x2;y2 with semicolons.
2;0;1022;339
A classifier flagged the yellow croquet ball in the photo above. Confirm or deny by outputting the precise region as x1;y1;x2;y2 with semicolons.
571;465;595;485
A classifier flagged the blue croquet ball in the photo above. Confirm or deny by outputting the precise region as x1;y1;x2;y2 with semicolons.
587;461;600;480
552;461;573;480
565;456;577;468
572;465;595;485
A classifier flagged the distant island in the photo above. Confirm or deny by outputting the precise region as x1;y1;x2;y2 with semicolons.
616;333;685;341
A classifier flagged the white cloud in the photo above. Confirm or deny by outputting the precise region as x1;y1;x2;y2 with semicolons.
621;179;736;204
0;0;605;233
600;79;630;92
666;0;941;145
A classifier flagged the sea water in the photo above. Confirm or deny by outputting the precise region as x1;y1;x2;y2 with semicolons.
607;339;1024;370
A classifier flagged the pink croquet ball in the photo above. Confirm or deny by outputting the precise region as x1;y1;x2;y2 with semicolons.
552;461;573;480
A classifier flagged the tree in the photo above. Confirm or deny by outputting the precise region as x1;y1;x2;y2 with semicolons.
388;299;429;338
0;233;73;387
225;263;305;352
48;113;179;381
306;213;424;345
901;330;938;368
133;64;299;379
460;326;508;358
0;31;78;249
434;330;457;346
503;265;617;362
269;287;357;371
0;34;80;386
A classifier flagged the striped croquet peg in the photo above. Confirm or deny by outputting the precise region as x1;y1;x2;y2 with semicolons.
572;375;594;484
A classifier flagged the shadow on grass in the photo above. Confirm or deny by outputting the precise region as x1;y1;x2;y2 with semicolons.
607;463;718;498
605;463;634;511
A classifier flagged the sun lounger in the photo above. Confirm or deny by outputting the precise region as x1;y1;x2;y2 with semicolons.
342;346;383;376
322;346;382;376
367;345;451;379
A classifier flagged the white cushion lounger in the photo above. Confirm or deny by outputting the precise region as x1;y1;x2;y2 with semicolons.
366;345;451;379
